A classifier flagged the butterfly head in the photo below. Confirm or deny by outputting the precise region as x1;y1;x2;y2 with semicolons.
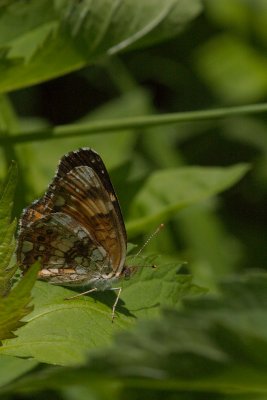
121;265;134;280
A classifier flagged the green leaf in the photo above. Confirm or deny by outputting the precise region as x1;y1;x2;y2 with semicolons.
0;262;39;341
0;257;201;366
94;272;267;396
177;204;243;289
4;273;267;397
0;282;133;366
121;257;206;318
127;163;250;236
0;161;17;241
0;226;17;296
0;161;39;343
90;273;267;396
0;162;17;295
195;35;267;103
0;0;202;93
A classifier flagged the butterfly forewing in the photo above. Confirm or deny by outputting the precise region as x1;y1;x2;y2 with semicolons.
17;148;127;285
51;165;126;271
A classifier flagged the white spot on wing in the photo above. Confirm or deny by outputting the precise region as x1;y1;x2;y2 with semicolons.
109;193;116;202
40;269;52;276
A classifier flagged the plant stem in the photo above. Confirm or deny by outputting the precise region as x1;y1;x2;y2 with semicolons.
0;102;267;145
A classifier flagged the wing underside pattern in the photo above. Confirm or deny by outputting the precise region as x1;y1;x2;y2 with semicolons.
16;148;127;284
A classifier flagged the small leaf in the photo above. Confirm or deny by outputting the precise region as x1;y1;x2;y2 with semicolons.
0;220;17;287
0;161;17;241
0;163;17;296
0;163;17;295
0;262;39;341
127;163;250;235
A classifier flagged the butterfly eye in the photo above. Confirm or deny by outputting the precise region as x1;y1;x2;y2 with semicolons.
123;267;132;280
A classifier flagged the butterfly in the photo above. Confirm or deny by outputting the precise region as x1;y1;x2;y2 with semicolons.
16;148;133;321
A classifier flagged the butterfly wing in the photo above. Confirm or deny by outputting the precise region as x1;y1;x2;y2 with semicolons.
17;213;111;285
17;148;127;279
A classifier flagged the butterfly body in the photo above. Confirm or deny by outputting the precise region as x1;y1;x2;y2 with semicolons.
16;148;128;292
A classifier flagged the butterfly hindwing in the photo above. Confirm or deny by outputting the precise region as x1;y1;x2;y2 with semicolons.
17;212;112;285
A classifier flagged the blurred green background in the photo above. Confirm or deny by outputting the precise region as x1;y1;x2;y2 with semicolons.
1;0;267;399
1;0;266;289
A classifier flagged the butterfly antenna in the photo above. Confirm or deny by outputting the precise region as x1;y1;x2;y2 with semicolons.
130;223;164;263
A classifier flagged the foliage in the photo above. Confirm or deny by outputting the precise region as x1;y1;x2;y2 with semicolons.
0;163;39;342
127;163;249;234
3;274;267;399
0;261;205;366
0;0;202;93
0;0;267;399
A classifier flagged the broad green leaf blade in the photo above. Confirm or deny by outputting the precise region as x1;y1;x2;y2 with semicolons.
0;259;201;366
0;0;202;93
0;161;17;241
126;163;250;236
61;0;202;55
0;282;133;366
0;263;39;341
5;273;267;397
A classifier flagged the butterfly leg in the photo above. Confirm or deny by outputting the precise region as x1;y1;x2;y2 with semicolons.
64;287;98;300
109;287;122;323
